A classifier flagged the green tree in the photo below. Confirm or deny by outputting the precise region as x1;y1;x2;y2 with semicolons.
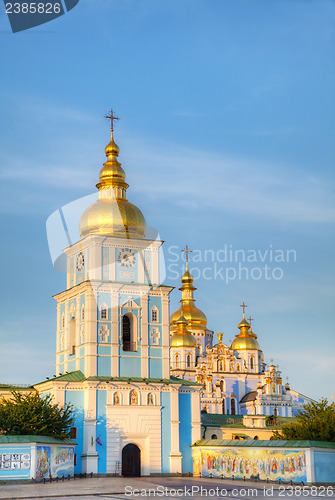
0;391;75;439
272;398;335;442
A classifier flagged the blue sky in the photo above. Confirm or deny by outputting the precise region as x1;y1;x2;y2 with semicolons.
0;0;334;401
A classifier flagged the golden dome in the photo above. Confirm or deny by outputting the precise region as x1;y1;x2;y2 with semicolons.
170;314;197;347
170;262;207;330
170;304;207;330
230;308;261;351
79;129;146;239
230;336;260;350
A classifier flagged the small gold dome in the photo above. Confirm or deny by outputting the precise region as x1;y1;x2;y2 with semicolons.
170;314;197;347
230;336;260;350
181;268;194;284
79;129;146;239
170;304;207;330
230;308;261;351
170;264;207;330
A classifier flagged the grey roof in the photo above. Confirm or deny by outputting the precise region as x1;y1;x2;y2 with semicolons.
239;390;257;403
34;371;201;387
193;439;335;449
0;435;76;445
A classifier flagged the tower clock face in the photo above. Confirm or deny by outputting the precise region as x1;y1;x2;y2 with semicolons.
117;249;135;268
76;252;85;271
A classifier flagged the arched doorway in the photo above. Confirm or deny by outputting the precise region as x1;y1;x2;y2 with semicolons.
122;443;141;477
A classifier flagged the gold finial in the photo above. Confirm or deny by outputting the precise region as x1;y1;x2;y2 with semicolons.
105;108;119;135
240;301;247;318
248;316;254;325
217;332;223;344
182;245;192;270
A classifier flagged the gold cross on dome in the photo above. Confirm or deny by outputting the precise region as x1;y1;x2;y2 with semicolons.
105;108;119;131
248;316;254;325
182;245;192;263
240;301;247;315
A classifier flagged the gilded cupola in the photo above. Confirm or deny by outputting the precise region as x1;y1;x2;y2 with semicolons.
230;303;261;351
79;110;146;239
170;314;197;348
170;246;207;330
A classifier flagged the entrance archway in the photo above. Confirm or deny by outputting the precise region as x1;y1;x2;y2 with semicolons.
122;443;141;477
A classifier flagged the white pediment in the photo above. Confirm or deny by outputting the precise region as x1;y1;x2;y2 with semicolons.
120;297;141;311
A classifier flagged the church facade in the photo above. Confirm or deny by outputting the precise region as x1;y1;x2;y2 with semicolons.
169;264;313;418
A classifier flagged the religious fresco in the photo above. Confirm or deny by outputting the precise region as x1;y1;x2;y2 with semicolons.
36;446;51;479
51;446;74;477
36;446;74;479
193;447;307;482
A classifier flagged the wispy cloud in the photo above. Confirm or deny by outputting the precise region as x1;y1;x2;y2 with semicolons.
1;126;334;223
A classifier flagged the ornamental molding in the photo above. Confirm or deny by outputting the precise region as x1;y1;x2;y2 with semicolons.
120;297;142;311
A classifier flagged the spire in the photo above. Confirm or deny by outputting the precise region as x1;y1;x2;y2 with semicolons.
240;301;247;319
230;304;261;351
248;316;258;339
182;245;192;272
79;109;146;239
170;245;207;330
238;301;250;332
97;109;127;194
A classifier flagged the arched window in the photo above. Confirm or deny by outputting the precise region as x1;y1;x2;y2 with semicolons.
231;397;236;415
114;392;121;405
69;317;76;355
220;379;225;392
236;363;241;371
186;353;191;368
222;399;225;414
130;390;138;405
218;360;223;371
122;314;136;351
211;434;217;439
175;353;180;368
250;356;254;370
254;435;259;440
151;306;159;323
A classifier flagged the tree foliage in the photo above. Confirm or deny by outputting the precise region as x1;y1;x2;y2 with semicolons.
272;398;335;442
0;391;75;439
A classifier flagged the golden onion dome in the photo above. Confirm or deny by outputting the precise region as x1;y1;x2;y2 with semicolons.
230;336;260;350
170;262;207;330
170;314;197;347
181;268;194;284
79;128;146;239
170;304;207;330
230;307;261;351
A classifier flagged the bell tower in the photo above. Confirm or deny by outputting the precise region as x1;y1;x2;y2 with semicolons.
54;113;172;379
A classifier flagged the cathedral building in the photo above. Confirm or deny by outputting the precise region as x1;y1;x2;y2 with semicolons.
169;262;313;418
0;114;315;477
